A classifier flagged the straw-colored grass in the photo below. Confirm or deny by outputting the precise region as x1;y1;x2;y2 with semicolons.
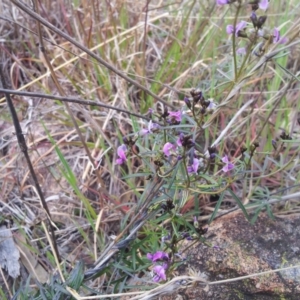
1;0;300;298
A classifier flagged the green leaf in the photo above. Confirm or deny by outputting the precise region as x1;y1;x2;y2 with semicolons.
42;122;96;219
67;261;84;290
250;206;262;225
227;189;250;221
208;192;224;224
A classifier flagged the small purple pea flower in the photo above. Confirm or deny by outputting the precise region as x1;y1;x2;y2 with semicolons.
207;101;217;112
236;47;246;55
163;142;176;156
116;144;127;165
153;263;168;282
221;155;234;172
226;21;247;37
258;0;269;11
187;158;200;174
176;133;184;147
140;120;160;135
273;28;288;44
147;251;169;262
216;0;229;4
168;111;182;123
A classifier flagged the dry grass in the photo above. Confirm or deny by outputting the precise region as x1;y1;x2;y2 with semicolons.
1;0;300;298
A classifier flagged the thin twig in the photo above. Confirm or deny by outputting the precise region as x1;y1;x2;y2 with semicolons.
33;0;109;209
203;39;300;130
0;88;161;124
10;0;176;109
0;64;60;262
204;98;255;157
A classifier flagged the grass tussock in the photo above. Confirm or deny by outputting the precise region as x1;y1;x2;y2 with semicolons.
0;0;300;298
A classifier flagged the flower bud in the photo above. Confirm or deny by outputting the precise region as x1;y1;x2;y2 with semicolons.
184;96;192;109
250;11;258;28
257;16;267;29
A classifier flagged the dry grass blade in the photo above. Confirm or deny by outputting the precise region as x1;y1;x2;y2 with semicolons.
203;38;300;130
0;65;61;266
1;0;300;298
9;0;175;109
0;88;154;122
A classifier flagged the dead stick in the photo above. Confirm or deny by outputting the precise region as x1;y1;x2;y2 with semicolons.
33;0;109;209
10;0;175;110
0;88;163;124
0;65;61;262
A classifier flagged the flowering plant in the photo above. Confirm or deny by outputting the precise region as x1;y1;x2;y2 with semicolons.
108;0;291;288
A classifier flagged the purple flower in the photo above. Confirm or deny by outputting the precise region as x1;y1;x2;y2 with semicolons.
153;264;168;282
116;144;127;165
147;251;169;262
258;0;269;10
168;111;182;123
176;138;182;147
163;142;176;156
187;158;200;174
273;28;288;44
140;120;160;135
184;97;192;109
207;101;217;112
221;155;234;172
176;133;184;147
226;25;233;35
182;232;193;240
226;21;247;37
216;0;229;4
258;29;264;37
236;47;246;55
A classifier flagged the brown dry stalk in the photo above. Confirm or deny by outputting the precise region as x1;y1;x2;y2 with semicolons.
0;64;61;263
10;0;176;110
32;0;110;209
0;88;154;122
